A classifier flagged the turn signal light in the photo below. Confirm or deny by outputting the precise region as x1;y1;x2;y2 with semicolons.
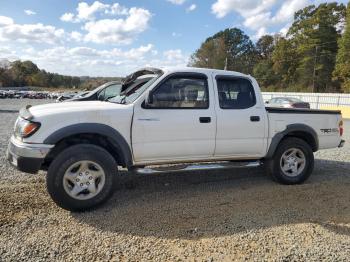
23;122;40;137
339;120;343;137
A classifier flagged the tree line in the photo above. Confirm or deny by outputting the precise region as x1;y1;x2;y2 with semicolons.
0;60;121;90
189;2;350;93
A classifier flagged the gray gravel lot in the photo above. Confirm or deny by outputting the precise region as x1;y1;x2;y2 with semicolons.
0;98;53;111
0;99;349;261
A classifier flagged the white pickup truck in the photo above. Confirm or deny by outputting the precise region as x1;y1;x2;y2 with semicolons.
7;67;345;211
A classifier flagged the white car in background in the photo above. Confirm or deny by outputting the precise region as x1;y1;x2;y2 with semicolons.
266;97;311;109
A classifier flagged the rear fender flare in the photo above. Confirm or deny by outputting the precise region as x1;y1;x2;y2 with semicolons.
265;124;318;158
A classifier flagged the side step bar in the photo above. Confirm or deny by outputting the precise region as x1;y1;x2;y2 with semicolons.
135;161;261;174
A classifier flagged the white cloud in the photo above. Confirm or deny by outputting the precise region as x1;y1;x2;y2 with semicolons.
167;0;186;5
274;0;309;23
70;31;83;41
68;46;100;56
212;0;277;18
60;2;152;45
186;4;197;12
60;13;75;22
163;49;185;60
76;1;109;21
212;0;310;39
0;16;65;44
18;44;187;76
24;10;36;16
61;1;131;23
0;46;16;57
105;3;129;15
243;12;271;30
253;27;268;40
83;7;152;45
279;23;291;36
0;16;14;26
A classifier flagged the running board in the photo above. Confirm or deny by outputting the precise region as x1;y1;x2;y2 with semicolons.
135;161;261;174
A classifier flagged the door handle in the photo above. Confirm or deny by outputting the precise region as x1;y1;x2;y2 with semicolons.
250;116;260;122
199;117;211;123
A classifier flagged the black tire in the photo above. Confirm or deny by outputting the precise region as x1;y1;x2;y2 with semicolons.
46;144;117;211
265;137;314;185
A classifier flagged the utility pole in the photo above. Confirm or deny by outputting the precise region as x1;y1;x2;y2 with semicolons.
312;45;318;93
224;48;230;70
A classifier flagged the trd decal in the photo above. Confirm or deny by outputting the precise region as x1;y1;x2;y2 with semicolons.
320;128;338;133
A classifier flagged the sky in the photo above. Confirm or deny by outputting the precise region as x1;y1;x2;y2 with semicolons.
0;0;347;76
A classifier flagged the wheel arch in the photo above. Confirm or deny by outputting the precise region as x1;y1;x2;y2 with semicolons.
265;124;318;159
43;123;133;168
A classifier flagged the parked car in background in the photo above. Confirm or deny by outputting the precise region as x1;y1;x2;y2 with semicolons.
56;92;77;102
266;97;310;109
62;81;122;102
62;74;157;102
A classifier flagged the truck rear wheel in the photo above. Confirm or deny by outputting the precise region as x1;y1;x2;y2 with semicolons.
46;144;117;211
266;137;314;184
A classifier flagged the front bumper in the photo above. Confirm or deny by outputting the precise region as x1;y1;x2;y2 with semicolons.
6;136;54;174
338;139;345;148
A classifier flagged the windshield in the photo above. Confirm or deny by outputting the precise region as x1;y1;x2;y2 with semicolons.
109;76;160;104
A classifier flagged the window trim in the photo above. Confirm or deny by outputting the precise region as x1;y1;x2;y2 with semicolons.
142;72;210;110
215;75;257;110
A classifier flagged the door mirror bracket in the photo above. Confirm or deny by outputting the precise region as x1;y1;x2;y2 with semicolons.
145;91;154;107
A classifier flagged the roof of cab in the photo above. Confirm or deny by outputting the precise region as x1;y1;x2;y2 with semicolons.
159;66;250;78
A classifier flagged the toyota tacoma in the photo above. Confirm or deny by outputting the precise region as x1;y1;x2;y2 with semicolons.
7;67;345;211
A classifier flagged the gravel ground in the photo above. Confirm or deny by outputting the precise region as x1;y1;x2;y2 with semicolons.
0;98;53;111
0;99;349;261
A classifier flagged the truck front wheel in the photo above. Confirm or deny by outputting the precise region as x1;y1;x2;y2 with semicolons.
266;137;314;184
46;144;117;211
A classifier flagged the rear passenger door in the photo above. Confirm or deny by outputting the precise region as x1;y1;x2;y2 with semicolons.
214;75;267;158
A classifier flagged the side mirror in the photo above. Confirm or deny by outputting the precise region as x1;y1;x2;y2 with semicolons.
145;91;154;107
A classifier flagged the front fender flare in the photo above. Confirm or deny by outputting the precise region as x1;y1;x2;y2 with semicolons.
43;123;133;167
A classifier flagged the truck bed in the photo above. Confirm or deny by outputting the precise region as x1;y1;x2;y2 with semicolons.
266;107;342;151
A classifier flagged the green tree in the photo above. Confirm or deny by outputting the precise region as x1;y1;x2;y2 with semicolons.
256;35;275;59
271;36;299;88
9;60;39;86
189;28;257;74
288;3;346;91
0;68;13;87
188;36;227;69
253;35;279;88
333;2;350;92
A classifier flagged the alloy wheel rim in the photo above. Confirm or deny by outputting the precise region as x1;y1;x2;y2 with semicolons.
63;160;105;200
280;148;306;177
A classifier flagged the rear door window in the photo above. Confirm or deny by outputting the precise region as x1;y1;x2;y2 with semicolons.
216;77;256;109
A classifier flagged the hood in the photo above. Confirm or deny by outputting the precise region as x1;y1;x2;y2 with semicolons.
28;101;129;118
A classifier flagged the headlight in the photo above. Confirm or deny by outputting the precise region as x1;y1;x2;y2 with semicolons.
14;118;41;138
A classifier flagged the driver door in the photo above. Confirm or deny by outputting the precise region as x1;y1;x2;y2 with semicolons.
132;73;216;164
